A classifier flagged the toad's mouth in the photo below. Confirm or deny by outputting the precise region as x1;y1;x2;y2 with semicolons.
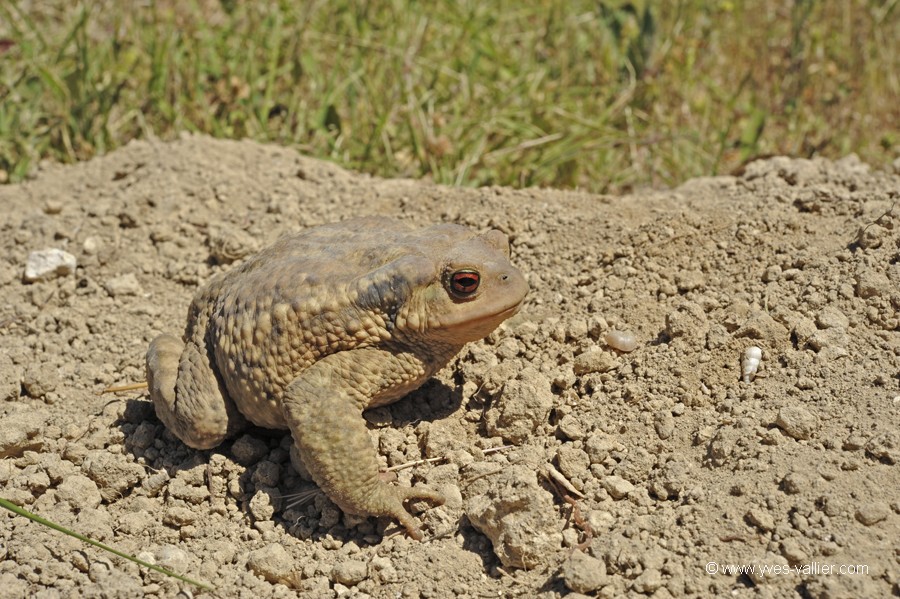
450;298;525;330
491;301;524;320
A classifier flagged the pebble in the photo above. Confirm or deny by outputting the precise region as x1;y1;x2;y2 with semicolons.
155;545;190;573
567;319;589;340
248;488;278;521
745;506;775;532
557;414;586;440
774;406;818;440
795;376;817;390
855;268;889;299
103;273;143;297
815;307;849;329
780;471;807;495
855;502;890;526
484;368;553;444
602;475;634;500
556;445;590;481
762;265;782;282
331;560;368;586
118;511;157;536
552;370;577;390
142;469;171;496
81;450;145;501
561;551;606;594
674;269;705;292
664;302;707;339
587;315;608;340
807;328;848;354
736;310;788;340
780;538;808;565
0;408;49;458
496;337;521;360
13;468;50;493
587;510;615;530
865;432;898;464
707;428;740;466
842;435;866;451
465;464;563;568
747;553;784;585
208;226;260;264
21;366;59;399
42;199;63;214
790;315;818;345
163;506;197;527
251;460;282;487
573;349;620;375
230;434;269;465
585;433;617;464
631;567;664;594
247;543;293;584
82;236;103;255
56;474;102;509
23;248;76;282
369;556;398;584
654;411;675;440
130;422;159;450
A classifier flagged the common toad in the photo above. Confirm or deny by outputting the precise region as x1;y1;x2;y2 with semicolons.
146;217;528;539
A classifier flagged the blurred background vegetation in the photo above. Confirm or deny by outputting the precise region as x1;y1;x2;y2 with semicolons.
0;0;897;192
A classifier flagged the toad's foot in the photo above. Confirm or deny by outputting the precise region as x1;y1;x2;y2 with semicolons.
366;481;446;541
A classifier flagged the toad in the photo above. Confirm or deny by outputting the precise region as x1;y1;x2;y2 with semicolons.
146;217;528;539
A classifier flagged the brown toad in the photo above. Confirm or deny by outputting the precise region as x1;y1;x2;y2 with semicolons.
146;217;528;539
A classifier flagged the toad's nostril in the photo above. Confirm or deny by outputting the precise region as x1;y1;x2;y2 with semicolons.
500;274;509;281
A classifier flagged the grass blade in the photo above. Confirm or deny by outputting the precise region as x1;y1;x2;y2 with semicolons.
0;497;213;592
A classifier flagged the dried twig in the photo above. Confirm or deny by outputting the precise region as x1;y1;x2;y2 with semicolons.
542;465;593;551
385;456;447;472
544;463;585;499
386;444;514;472
102;382;148;394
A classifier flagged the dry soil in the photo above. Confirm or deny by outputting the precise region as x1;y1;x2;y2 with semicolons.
0;135;898;598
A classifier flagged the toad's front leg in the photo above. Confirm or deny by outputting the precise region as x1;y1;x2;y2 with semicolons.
281;348;445;540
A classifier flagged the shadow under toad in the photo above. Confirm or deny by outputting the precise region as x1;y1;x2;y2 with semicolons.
116;377;470;545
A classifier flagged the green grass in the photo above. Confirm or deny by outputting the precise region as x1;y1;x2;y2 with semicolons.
0;0;897;191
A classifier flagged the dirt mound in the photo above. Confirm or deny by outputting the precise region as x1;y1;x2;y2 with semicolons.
1;135;898;598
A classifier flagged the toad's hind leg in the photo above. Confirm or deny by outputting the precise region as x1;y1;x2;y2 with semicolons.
146;333;247;450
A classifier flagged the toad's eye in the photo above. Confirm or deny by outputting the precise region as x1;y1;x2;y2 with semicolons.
449;269;480;297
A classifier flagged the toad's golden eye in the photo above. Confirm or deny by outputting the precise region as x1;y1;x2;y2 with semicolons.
449;269;480;297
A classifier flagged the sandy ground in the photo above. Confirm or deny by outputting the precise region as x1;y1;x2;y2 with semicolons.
0;135;898;599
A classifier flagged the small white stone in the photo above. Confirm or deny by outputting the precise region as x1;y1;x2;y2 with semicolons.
82;236;103;255
24;249;76;282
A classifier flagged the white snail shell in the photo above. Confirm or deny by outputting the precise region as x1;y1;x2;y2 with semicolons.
605;330;638;352
742;346;762;383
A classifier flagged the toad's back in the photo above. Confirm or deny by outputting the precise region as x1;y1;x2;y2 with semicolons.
197;218;482;428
